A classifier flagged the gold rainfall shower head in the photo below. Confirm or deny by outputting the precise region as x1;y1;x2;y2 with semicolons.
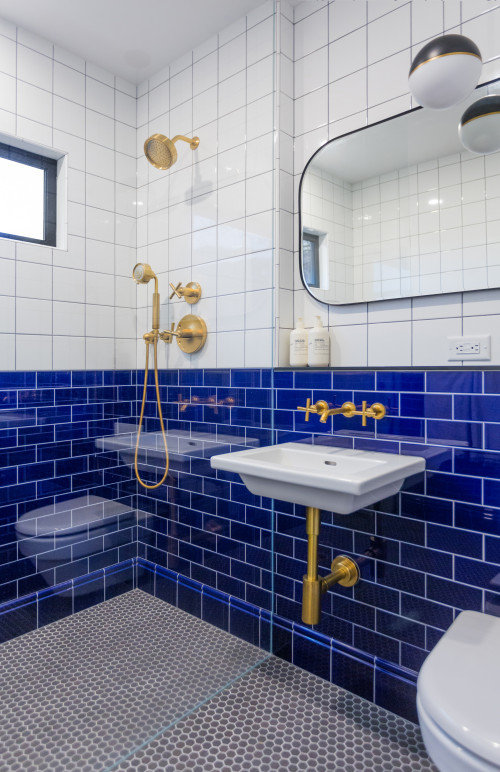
144;133;200;170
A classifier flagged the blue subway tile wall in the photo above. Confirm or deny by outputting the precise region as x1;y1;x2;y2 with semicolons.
135;367;500;708
0;371;138;604
3;367;500;720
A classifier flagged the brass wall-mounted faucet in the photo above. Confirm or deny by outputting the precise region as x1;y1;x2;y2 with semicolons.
298;398;386;427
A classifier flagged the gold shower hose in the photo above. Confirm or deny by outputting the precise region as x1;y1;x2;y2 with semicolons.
134;337;169;489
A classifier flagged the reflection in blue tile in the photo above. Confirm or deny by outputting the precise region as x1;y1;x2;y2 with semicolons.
426;471;481;504
375;666;418;723
377;372;424;392
427;420;482;448
428;523;482;558
427;371;482;394
426;575;482;611
455;395;500;422
229;599;260;645
293;630;330;681
455;502;500;536
400;393;452;419
401;543;453;578
295;371;332;389
455;556;500;591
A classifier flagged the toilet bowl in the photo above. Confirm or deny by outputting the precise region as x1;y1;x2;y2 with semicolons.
417;610;500;772
15;495;137;595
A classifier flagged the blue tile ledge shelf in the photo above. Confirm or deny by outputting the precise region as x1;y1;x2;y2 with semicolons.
0;556;420;724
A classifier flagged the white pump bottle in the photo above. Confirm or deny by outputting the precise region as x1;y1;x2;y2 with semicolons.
308;316;330;367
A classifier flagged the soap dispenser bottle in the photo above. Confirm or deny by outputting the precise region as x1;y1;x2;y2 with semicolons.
289;317;308;366
308;316;330;367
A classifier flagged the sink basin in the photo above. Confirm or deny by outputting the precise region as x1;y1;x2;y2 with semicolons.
211;443;425;514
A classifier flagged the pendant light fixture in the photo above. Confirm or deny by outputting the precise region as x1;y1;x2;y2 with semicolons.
459;95;500;154
409;34;482;110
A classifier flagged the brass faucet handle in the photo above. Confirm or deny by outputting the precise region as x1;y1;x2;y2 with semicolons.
297;399;329;422
159;323;178;343
370;402;386;420
169;281;183;299
297;398;313;421
358;401;386;426
169;281;202;304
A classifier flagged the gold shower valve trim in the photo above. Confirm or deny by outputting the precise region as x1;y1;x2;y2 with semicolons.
298;398;386;427
169;281;202;304
160;314;207;353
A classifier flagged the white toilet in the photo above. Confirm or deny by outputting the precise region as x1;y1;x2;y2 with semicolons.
417;610;500;772
15;495;137;595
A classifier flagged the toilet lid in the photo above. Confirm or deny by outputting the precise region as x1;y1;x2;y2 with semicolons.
418;610;500;766
16;495;126;538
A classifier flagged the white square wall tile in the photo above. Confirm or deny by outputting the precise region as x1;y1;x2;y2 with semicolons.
53;267;85;303
0;296;15;333
412;317;462;366
17;45;53;91
0;334;15;369
464;314;500;364
53;301;85;336
244;327;273;367
53;336;85;369
86;337;115;369
247;16;274;66
368;321;412;366
16;298;52;335
219;34;246;81
17;81;52;125
0;35;16;76
295;7;328;60
16;334;52;369
463;288;500;316
217;331;245;367
16;262;52;300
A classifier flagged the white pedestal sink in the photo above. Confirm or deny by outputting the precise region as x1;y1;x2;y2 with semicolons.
211;443;425;514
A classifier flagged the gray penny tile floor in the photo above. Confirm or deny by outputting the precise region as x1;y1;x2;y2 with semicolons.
0;589;438;772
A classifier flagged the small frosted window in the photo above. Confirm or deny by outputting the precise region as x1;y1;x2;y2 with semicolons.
0;141;57;247
0;158;44;241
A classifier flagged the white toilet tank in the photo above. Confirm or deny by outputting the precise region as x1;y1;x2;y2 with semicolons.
417;610;500;771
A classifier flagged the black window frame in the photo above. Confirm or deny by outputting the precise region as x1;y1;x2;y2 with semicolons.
0;141;57;247
302;231;320;288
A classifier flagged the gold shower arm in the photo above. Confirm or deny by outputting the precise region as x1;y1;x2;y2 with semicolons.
171;135;200;149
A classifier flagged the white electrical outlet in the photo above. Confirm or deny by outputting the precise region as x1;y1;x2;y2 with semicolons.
448;335;491;361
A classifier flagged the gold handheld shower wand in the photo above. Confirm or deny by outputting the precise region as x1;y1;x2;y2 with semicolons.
132;263;169;490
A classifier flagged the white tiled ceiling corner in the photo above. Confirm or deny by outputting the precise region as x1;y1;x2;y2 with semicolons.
0;0;267;83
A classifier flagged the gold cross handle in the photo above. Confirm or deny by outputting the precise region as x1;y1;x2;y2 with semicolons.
297;399;329;421
169;281;183;299
355;401;386;427
169;281;202;304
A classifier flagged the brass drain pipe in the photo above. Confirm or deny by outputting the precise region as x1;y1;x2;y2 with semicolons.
302;506;360;626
